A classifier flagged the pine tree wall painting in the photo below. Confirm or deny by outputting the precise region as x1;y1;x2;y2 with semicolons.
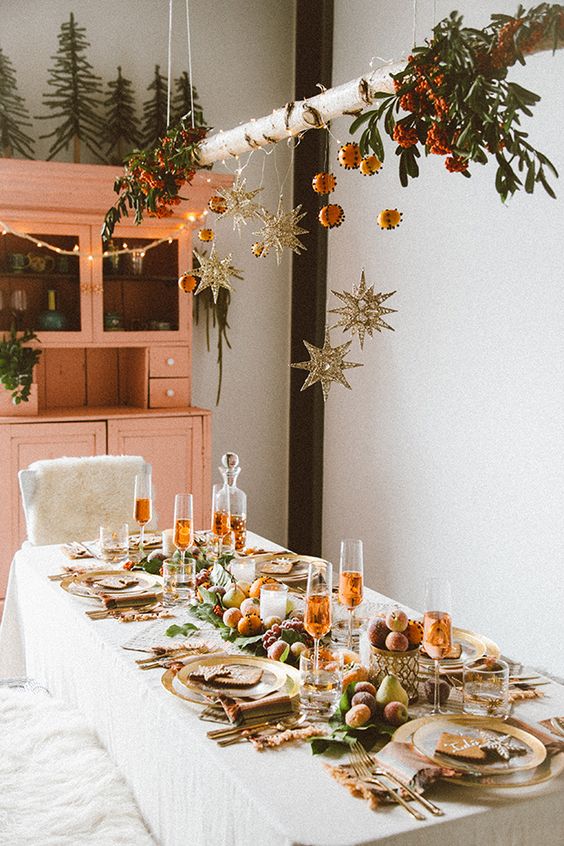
141;65;169;150
0;48;34;159
37;12;105;163
104;66;140;164
172;71;205;127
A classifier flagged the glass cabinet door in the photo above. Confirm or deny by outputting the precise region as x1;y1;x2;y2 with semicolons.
0;222;93;344
92;226;191;343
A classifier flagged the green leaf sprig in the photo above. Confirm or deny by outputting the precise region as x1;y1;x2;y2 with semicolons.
0;325;42;404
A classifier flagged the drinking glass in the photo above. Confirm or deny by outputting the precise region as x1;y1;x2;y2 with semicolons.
463;658;510;718
211;483;230;553
133;469;152;554
299;645;344;715
173;493;194;568
99;523;129;565
304;560;332;674
423;577;453;715
338;538;364;649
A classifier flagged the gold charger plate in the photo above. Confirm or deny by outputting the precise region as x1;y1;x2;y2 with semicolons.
176;654;290;699
253;553;327;583
394;715;560;788
162;662;300;705
60;569;160;600
412;714;546;775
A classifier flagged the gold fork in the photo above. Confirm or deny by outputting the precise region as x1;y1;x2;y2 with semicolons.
354;741;444;816
349;741;425;821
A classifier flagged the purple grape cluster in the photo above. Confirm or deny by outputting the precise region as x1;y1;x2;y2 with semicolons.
261;617;312;650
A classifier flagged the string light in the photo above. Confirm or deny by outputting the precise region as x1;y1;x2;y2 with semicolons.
0;217;206;260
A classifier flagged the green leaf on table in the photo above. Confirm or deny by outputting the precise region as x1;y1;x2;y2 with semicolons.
210;560;233;589
165;622;200;638
198;586;219;605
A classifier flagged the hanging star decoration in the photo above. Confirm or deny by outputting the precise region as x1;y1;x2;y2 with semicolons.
192;247;243;304
215;175;263;232
329;270;396;349
254;197;308;265
291;330;362;402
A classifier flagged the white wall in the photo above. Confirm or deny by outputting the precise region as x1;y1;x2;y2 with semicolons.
2;0;295;544
326;0;564;675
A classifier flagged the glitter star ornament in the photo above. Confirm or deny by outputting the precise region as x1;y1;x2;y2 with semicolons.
254;198;308;265
291;330;362;402
330;270;396;349
192;248;243;304
215;175;263;232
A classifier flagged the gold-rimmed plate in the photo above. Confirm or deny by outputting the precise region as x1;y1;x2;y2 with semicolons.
176;654;291;700
162;661;301;705
411;715;546;776
128;532;162;550
394;715;559;788
60;569;160;600
254;553;327;583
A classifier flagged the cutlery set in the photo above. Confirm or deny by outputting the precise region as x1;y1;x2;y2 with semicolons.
207;713;308;746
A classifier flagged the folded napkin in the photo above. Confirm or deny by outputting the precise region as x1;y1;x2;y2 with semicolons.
326;741;458;809
100;592;160;610
508;716;564;756
217;692;297;725
61;542;94;560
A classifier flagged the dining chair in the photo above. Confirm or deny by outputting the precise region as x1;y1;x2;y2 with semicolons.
18;454;154;545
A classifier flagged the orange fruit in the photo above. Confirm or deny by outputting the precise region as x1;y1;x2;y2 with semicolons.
237;613;263;636
406;619;424;646
249;576;276;599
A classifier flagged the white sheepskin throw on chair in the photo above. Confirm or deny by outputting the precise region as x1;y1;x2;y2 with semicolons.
22;454;148;545
0;688;156;845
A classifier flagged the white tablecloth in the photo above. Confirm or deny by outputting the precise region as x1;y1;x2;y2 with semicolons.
1;536;564;846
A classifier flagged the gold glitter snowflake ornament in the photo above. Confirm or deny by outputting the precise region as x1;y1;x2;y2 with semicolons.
192;248;243;304
330;270;396;349
291;330;362;402
216;176;263;232
254;198;308;265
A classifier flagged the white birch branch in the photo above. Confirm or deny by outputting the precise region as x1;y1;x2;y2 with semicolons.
197;63;404;166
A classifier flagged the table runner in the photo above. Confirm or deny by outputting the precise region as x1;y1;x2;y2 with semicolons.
1;535;563;846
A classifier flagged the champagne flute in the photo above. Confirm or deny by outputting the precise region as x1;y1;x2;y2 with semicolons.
211;483;230;555
338;538;364;648
133;469;152;555
423;577;453;715
304;561;332;675
173;492;194;570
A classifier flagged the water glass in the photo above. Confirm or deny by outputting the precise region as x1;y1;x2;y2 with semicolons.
299;646;344;714
99;523;129;565
260;582;288;621
162;557;194;607
463;658;510;718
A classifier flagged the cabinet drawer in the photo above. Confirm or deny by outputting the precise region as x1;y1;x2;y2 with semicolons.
149;347;189;378
149;378;189;408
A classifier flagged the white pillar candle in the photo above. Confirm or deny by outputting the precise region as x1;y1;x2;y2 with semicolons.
230;558;256;584
260;583;288;621
162;529;175;557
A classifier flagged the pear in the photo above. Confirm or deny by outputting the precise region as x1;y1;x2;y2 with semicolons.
376;674;409;708
222;585;246;609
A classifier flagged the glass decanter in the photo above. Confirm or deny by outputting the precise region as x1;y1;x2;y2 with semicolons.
220;452;247;552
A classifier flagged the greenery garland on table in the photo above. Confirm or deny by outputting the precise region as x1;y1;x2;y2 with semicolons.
350;3;564;201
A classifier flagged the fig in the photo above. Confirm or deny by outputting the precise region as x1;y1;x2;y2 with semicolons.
267;639;289;662
240;597;260;616
290;641;307;659
385;631;409;652
345;704;371;728
367;618;389;648
351;691;377;715
385;609;408;632
423;679;451;706
383;701;409;726
354;681;376;697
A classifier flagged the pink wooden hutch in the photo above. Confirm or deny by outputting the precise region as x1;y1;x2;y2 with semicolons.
0;159;231;614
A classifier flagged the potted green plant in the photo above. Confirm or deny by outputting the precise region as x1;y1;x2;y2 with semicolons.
0;325;42;405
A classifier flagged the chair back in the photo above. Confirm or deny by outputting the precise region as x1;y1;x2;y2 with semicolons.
18;455;153;545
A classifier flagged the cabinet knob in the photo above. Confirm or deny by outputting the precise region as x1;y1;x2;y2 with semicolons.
166;357;175;366
166;388;175;397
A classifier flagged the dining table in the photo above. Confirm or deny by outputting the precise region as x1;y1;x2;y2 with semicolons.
1;532;563;846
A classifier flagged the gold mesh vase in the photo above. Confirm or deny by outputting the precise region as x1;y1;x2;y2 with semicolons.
369;645;420;703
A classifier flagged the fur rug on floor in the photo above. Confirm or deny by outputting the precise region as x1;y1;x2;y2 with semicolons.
0;688;156;846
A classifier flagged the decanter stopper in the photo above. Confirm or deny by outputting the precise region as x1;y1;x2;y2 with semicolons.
220;451;241;485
